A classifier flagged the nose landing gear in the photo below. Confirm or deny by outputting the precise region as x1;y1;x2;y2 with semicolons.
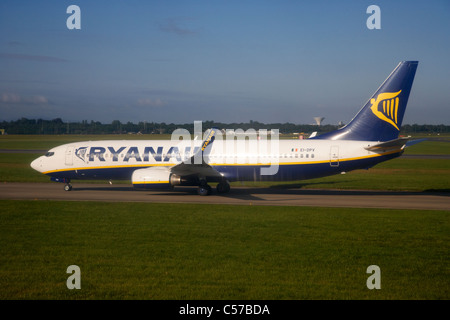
50;177;72;191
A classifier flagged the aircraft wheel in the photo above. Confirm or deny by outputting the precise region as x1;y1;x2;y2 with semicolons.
216;181;230;194
64;184;72;191
197;185;211;196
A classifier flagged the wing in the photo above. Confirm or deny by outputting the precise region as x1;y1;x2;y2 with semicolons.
170;127;223;179
132;128;224;190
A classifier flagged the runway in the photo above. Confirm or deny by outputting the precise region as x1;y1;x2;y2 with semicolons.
1;182;449;210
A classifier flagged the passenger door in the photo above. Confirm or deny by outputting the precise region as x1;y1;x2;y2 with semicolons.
329;146;339;167
65;147;74;166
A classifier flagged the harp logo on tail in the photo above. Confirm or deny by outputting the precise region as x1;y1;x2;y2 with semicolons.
370;90;402;130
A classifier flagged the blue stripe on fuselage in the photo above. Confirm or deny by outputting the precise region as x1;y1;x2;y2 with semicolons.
46;151;401;182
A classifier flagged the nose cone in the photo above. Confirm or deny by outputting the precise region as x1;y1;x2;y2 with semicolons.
31;157;43;172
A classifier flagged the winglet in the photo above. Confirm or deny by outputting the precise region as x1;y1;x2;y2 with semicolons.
201;128;218;152
188;128;219;165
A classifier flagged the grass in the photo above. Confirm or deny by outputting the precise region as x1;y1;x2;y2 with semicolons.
405;140;450;155
0;153;48;183
0;200;448;300
1;135;449;300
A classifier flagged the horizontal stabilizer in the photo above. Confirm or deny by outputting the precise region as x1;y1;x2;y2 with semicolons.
405;138;427;147
364;136;411;151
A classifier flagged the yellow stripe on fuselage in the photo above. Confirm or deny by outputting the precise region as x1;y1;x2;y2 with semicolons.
42;149;401;175
42;163;170;175
133;181;170;184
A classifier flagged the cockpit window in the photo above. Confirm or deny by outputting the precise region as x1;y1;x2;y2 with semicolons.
45;152;55;157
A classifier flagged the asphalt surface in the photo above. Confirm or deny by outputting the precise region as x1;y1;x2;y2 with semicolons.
1;182;449;210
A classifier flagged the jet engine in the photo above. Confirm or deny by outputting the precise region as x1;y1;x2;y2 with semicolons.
132;167;174;189
132;167;197;189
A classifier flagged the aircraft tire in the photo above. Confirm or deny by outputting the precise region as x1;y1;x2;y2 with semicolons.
197;185;211;196
216;181;230;194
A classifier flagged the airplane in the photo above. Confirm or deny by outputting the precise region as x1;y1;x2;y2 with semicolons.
31;61;419;196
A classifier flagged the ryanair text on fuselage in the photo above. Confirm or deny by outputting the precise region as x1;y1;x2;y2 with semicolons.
77;146;198;163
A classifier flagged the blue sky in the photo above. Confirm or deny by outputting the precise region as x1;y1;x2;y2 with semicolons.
1;0;449;125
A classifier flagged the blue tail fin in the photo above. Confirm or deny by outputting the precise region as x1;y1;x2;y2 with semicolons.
313;61;418;141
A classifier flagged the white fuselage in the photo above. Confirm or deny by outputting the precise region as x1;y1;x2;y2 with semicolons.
31;139;400;182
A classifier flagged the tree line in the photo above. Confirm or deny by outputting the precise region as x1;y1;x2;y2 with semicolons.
1;118;449;135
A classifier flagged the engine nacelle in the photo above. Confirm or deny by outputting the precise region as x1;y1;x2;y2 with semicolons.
132;167;173;189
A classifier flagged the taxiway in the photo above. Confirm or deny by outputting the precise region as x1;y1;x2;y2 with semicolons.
1;182;448;211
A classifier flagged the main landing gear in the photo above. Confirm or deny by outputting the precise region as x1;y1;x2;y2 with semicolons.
216;180;231;194
64;183;73;191
197;180;230;196
197;184;211;196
